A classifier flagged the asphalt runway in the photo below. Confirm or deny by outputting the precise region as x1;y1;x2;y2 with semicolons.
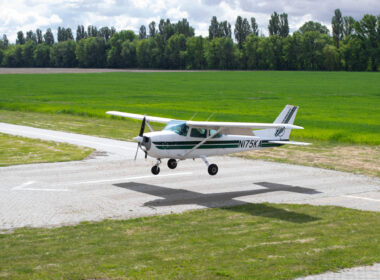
1;122;379;230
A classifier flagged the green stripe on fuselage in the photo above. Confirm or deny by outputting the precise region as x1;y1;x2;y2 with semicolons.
155;144;239;150
153;140;239;146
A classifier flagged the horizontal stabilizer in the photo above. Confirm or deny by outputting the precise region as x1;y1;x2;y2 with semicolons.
268;140;311;146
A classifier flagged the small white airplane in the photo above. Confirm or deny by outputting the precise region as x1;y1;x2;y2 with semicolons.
106;105;310;176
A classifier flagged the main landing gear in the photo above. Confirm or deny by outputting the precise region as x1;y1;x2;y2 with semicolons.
150;157;218;176
201;156;218;176
167;158;177;169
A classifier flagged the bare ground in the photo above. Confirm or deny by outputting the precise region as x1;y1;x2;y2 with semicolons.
241;144;380;177
0;68;205;74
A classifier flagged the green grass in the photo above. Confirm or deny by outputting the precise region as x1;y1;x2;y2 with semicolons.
1;204;379;279
0;133;94;166
0;71;379;145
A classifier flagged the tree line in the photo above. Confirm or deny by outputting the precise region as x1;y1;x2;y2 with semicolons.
0;9;379;71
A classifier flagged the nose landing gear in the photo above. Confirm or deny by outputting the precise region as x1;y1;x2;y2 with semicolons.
151;159;161;175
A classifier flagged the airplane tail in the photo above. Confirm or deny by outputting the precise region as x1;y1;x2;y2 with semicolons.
254;105;298;140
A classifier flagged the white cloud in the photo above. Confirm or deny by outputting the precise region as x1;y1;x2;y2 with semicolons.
0;0;379;42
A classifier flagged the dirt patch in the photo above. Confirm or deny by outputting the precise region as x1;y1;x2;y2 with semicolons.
0;68;206;74
242;144;380;177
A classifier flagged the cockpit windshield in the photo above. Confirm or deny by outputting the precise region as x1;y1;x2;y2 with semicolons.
163;120;189;136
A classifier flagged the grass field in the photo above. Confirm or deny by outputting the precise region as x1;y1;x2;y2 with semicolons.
0;71;379;145
1;203;380;279
0;133;93;166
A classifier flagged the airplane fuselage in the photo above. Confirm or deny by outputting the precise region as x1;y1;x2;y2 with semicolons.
144;131;281;160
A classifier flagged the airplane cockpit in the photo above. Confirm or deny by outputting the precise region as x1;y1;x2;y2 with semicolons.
163;120;222;138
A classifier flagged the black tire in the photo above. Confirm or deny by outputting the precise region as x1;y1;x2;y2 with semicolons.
151;165;160;175
167;159;177;169
208;164;218;176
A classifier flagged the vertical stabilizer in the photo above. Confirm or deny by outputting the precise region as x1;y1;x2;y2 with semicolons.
254;105;299;140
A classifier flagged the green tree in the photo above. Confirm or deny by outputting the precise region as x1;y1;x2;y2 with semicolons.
52;40;77;67
354;14;378;71
279;13;289;37
299;21;329;34
33;43;51;67
243;34;260;69
332;8;343;48
99;27;112;42
283;32;302;70
300;31;330;70
159;19;175;42
2;46;24;66
219;21;231;38
107;30;137;67
16;31;25;45
209;16;220;39
139;25;147;39
341;36;368;71
206;37;236;69
251;17;259;36
174;18;194;37
234;16;251;49
268;12;280;36
76;25;87;42
165;34;186;69
36;29;43;44
2;35;9;48
121;40;137;67
44;28;55;46
149;21;157;38
22;40;36;66
256;37;275;69
87;25;98;37
322;44;340;70
76;37;105;67
185;36;206;69
136;38;157;68
26;30;37;43
343;16;356;37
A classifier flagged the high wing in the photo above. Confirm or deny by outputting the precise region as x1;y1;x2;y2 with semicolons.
106;111;173;124
186;120;303;130
107;111;303;130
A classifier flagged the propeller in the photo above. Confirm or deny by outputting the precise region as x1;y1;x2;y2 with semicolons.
134;116;146;160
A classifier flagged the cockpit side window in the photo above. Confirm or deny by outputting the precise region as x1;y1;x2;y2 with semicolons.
209;129;222;138
163;121;189;136
190;128;207;138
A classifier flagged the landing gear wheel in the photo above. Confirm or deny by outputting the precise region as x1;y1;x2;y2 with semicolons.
151;165;160;175
208;164;218;176
167;159;177;169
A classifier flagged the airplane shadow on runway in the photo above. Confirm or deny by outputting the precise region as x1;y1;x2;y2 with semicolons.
114;181;322;223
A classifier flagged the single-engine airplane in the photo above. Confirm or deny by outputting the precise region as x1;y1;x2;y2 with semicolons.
106;105;310;176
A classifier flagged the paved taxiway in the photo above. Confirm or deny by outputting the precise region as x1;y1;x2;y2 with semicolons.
1;122;379;230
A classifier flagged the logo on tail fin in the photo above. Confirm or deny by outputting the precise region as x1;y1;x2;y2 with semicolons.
274;106;297;137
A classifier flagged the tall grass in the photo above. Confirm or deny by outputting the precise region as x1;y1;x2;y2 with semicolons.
0;71;379;144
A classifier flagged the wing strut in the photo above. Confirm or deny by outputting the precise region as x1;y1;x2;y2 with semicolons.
182;128;223;158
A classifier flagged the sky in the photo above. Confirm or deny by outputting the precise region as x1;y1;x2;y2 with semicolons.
1;0;379;42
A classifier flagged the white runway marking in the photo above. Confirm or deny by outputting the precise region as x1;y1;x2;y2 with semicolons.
12;181;35;190
343;195;380;203
50;172;194;187
12;181;69;192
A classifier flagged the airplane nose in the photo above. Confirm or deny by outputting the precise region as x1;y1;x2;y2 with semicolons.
133;136;143;142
